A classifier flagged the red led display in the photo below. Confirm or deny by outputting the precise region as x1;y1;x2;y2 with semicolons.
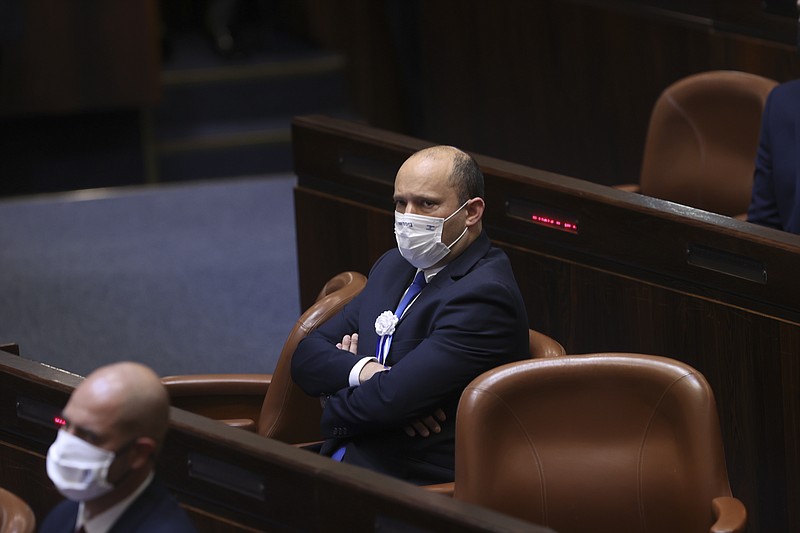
529;214;578;233
506;199;579;235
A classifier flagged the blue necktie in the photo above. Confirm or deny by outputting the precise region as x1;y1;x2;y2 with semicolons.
334;271;427;462
396;270;427;318
376;271;427;364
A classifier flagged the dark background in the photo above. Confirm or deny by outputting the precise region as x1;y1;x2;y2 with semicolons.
2;0;800;197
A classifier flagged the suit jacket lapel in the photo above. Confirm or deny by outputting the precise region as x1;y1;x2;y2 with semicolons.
398;231;491;323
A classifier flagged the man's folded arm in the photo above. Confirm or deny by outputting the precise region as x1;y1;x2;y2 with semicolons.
320;287;524;437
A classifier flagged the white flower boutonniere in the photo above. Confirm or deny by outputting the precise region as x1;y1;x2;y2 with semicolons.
375;310;398;336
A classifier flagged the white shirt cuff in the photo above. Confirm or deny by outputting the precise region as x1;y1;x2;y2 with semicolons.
349;356;379;386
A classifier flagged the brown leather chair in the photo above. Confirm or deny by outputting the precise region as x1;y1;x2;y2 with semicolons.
425;328;563;496
529;329;565;358
618;70;777;218
162;271;367;444
0;487;35;533
450;354;746;533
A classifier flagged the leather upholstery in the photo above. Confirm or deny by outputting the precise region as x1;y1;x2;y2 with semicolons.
452;354;746;533
424;328;563;495
258;271;367;443
162;271;367;444
528;329;564;358
625;70;777;217
0;487;35;533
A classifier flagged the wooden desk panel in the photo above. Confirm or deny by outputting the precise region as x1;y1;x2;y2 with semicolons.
292;114;800;533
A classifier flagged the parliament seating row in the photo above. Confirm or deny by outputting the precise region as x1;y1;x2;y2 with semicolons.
0;347;547;532
290;113;800;533
0;268;566;531
3;260;736;532
0;342;748;532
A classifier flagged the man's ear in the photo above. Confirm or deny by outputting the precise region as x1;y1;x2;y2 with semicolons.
465;197;485;226
130;437;157;469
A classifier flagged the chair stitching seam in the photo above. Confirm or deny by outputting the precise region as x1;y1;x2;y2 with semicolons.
636;370;695;531
665;92;706;204
471;386;548;524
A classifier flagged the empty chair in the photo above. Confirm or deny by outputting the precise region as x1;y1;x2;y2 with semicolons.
162;271;367;444
424;327;564;496
451;353;746;533
0;487;35;533
619;70;777;217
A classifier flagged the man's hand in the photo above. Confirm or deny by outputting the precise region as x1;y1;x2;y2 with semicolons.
337;332;440;436
336;333;359;354
359;361;388;383
404;408;446;438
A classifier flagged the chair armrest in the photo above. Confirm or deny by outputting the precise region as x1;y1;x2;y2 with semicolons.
423;482;455;497
161;374;271;424
162;374;272;395
711;496;747;533
614;183;641;193
529;330;565;358
292;440;324;451
220;419;258;432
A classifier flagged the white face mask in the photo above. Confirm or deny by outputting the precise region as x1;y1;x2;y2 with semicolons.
394;200;469;269
46;429;117;502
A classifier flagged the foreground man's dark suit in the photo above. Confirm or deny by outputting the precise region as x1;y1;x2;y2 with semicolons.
292;231;530;484
38;477;197;533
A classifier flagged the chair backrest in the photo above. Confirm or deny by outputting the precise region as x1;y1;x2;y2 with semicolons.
528;329;565;358
640;70;777;217
257;271;367;443
453;354;740;533
0;487;35;533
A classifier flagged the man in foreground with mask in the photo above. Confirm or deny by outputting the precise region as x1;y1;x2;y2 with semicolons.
291;145;529;485
40;361;197;533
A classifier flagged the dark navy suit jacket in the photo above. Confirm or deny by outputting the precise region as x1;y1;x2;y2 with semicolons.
38;477;197;533
291;231;530;484
748;79;800;233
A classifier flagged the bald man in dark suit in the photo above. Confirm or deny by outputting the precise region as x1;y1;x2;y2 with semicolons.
292;146;530;485
40;362;196;533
